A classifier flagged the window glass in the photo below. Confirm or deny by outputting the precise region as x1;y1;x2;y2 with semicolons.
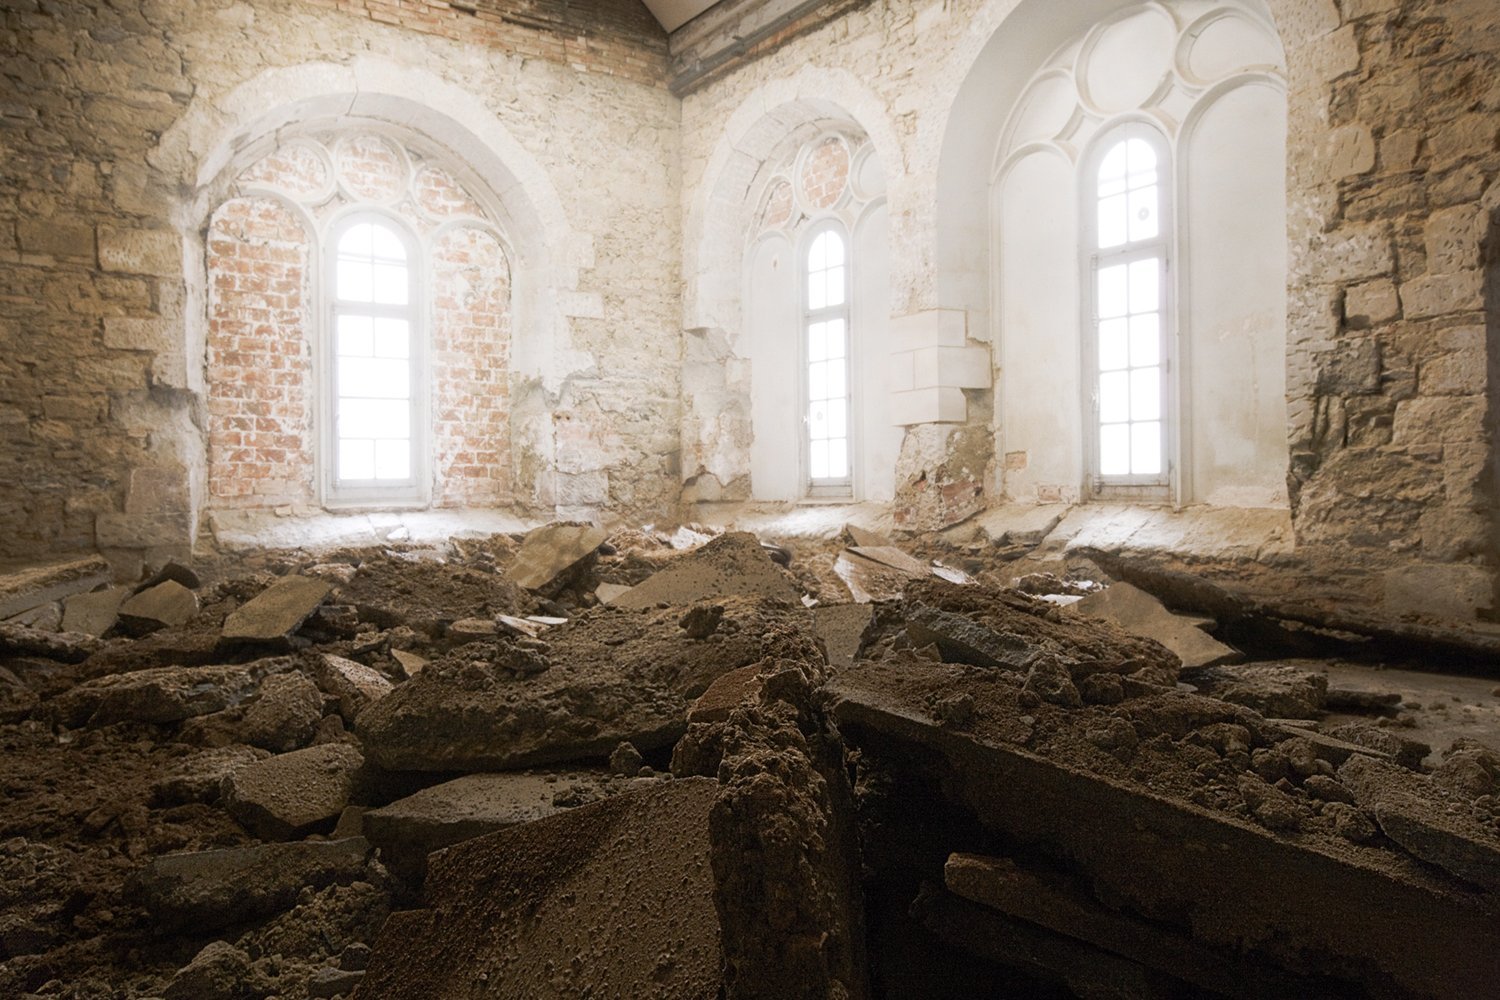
806;230;851;486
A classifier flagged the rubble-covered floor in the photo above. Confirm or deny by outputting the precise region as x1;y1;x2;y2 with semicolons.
0;518;1497;999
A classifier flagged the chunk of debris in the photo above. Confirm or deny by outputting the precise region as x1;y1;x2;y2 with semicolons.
595;582;633;604
151;745;272;806
613;531;802;610
679;602;724;639
507;521;608;591
0;554;112;619
446;617;498;643
6;600;60;630
0;621;102;663
1195;663;1328;719
139;560;202;593
389;649;427;678
118;580;199;635
161;940;263;1000
60;586;130;637
239;671;324;753
813;603;873;671
358;779;723;1000
687;664;764;724
314;654;394;724
220;575;332;645
53;660;286;728
1072;582;1240;669
843;523;894;548
128;837;375;932
221;743;367;840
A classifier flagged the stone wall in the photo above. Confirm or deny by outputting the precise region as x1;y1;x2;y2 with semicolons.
0;0;680;569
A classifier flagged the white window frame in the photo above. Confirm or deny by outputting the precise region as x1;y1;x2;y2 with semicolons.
1081;122;1175;501
321;211;430;508
800;220;855;499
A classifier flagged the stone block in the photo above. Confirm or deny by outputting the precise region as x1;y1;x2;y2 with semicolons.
1323;124;1375;180
888;350;915;392
95;510;193;550
507;522;608;591
1314;338;1380;395
1392;396;1485;445
0;555;112;619
891;308;967;353
912;344;992;390
222;743;367;840
118;580;199;633
1419;351;1485;396
1425;206;1486;274
314;654;394;724
1321;223;1393;283
53;661;275;728
102;315;172;352
1383;563;1493;620
17;218;94;259
221;575;332;644
1343;279;1398;326
891;386;967;426
125;465;190;516
98;227;180;276
61;586;130;637
41;395;105;422
1400;270;1484;319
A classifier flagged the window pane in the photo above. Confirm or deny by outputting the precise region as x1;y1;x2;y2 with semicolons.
338;260;373;303
1129;314;1159;367
1099;142;1128;184
341;357;409;400
339;398;410;439
374;438;412;480
1127;185;1159;243
374;318;409;359
370;225;405;263
809;361;828;401
338;439;375;481
823;231;845;268
824;319;846;360
1097;193;1128;249
1097;265;1128;319
809;233;828;272
1099;424;1130;476
824;265;846;307
373;264;409;305
809;273;827;311
810;439;829;480
826;359;846;400
1126;138;1157;175
826;438;848;479
1128;259;1158;314
1099;371;1130;424
1131;421;1162;475
1098;318;1129;372
337;315;374;357
808;323;828;363
828;399;847;439
339;224;373;259
1131;367;1161;421
809;399;829;436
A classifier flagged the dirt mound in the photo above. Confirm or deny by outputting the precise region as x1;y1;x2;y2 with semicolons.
336;556;532;636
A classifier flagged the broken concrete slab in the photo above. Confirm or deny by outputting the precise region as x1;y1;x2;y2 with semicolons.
687;664;763;724
848;545;932;577
118;580;199;635
0;621;102;663
1072;581;1239;669
6;601;61;631
1195;663;1329;719
314;654;393;724
358;598;821;772
843;523;894;548
128;837;374;932
0;555;112;619
595;582;633;604
53;660;286;728
826;661;1500;1000
358;778;723;1000
138;560;202;593
612;531;802;610
362;770;651;888
221;743;366;840
973;504;1069;548
813;603;873;671
61;586;130;637
239;672;324;753
1340;754;1500;892
220;575;331;645
832;551;918;604
151;746;272;806
389;649;426;678
507;522;608;591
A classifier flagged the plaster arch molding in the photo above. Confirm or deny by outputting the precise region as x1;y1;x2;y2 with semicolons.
153;58;584;388
683;64;902;331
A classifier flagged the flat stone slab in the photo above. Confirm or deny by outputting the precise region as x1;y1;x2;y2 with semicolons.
222;743;366;840
314;653;393;724
128;837;373;932
119;580;199;633
612;531;801;610
813;603;873;670
359;778;722;1000
687;665;763;724
221;575;331;644
1073;581;1240;669
0;622;102;664
595;582;633;604
0;555;112;619
61;587;130;637
362;769;651;886
54;660;284;728
507;522;608;591
846;545;931;577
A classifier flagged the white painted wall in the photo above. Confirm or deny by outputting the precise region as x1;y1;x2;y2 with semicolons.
746;234;801;500
854;201;900;501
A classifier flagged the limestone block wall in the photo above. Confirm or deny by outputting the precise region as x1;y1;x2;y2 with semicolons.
0;0;681;568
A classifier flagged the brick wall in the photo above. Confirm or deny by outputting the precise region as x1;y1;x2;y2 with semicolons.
799;136;850;212
206;197;316;508
205;134;514;509
297;0;668;88
432;226;513;505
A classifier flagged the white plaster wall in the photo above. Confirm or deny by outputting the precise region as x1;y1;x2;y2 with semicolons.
854;201;901;501
746;234;802;500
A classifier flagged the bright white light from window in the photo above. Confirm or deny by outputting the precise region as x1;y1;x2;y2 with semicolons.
1097;138;1159;250
806;231;851;484
335;221;413;485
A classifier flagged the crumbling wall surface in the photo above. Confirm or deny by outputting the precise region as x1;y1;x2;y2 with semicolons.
0;0;680;567
1285;0;1500;619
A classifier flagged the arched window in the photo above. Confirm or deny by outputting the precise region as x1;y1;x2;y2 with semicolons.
1086;126;1171;493
327;216;424;504
804;225;852;496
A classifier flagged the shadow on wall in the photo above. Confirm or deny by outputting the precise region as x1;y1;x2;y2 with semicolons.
1486;207;1500;614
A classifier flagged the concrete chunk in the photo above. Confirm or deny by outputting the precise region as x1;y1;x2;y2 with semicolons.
613;532;801;609
118;580;199;634
507;522;608;591
61;586;130;637
0;555;112;619
54;660;283;728
1073;582;1239;669
221;575;331;644
314;653;394;724
222;743;366;840
0;622;102;663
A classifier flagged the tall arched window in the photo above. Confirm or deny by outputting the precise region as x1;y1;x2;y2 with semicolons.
327;216;424;504
1086;125;1171;494
804;225;852;496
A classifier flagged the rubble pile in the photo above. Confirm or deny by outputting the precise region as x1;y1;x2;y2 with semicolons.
0;524;1495;998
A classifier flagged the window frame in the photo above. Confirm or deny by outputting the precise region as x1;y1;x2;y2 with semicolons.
799;219;855;499
320;210;430;508
1080;121;1176;501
